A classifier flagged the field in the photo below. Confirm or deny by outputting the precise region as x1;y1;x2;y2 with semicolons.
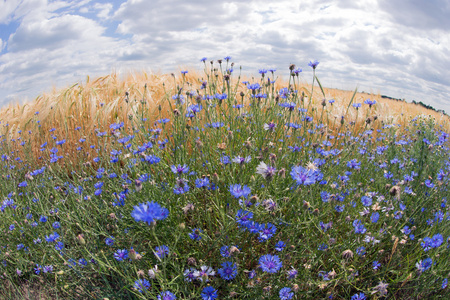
0;58;449;299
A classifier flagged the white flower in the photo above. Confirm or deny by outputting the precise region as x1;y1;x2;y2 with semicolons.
256;161;277;180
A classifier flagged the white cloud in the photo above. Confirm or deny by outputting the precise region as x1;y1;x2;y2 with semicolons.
0;0;449;113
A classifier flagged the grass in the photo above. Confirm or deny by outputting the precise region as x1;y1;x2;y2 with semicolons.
0;58;449;299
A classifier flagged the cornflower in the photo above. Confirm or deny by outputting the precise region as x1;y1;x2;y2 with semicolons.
114;249;128;261
256;162;277;180
158;291;176;300
194;265;215;282
133;279;150;293
201;286;218;300
279;287;294;300
131;201;169;225
259;254;282;273
154;245;169;259
218;261;237;280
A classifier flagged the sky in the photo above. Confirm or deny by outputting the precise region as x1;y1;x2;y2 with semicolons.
1;0;449;113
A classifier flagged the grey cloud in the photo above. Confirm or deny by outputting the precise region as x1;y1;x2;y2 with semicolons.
378;0;450;31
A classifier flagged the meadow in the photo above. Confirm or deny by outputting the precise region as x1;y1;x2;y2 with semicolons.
0;57;449;299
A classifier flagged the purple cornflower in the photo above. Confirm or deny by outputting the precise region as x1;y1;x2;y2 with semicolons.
184;268;197;282
131;201;169;225
133;279;150;293
201;286;218;300
194;265;215;282
43;265;53;273
170;164;189;175
155;245;169;259
158;290;176;300
279;287;294;300
287;268;298;279
229;184;251;199
114;249;128;261
308;60;320;69
256;162;277;180
259;254;282;273
105;237;114;246
232;155;251;164
218;261;237;281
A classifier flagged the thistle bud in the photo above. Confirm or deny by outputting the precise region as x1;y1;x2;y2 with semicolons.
76;234;86;245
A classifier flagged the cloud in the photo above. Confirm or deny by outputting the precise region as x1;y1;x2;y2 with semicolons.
378;0;450;31
0;0;449;113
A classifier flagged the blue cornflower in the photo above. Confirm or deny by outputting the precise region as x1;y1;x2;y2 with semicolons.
229;184;251;199
347;159;361;169
259;254;282;273
155;245;169;259
195;177;210;188
45;231;60;243
430;233;444;248
189;228;202;240
373;260;381;270
356;246;366;256
361;196;372;207
218;261;237;281
105;237;114;246
78;258;87;267
258;223;277;242
247;83;261;90
55;241;64;251
158;290;176;300
351;292;366;300
416;257;433;273
279;287;294;300
371;212;380;223
39;215;48;223
442;278;448;289
275;241;286;251
352;103;362;109
201;286;218;300
353;219;367;234
290;165;322;185
134;279;150;293
318;243;328;251
220;246;231;258
421;237;432;252
364;99;376;107
114;249;128;261
131;201;169;225
200;57;207;62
